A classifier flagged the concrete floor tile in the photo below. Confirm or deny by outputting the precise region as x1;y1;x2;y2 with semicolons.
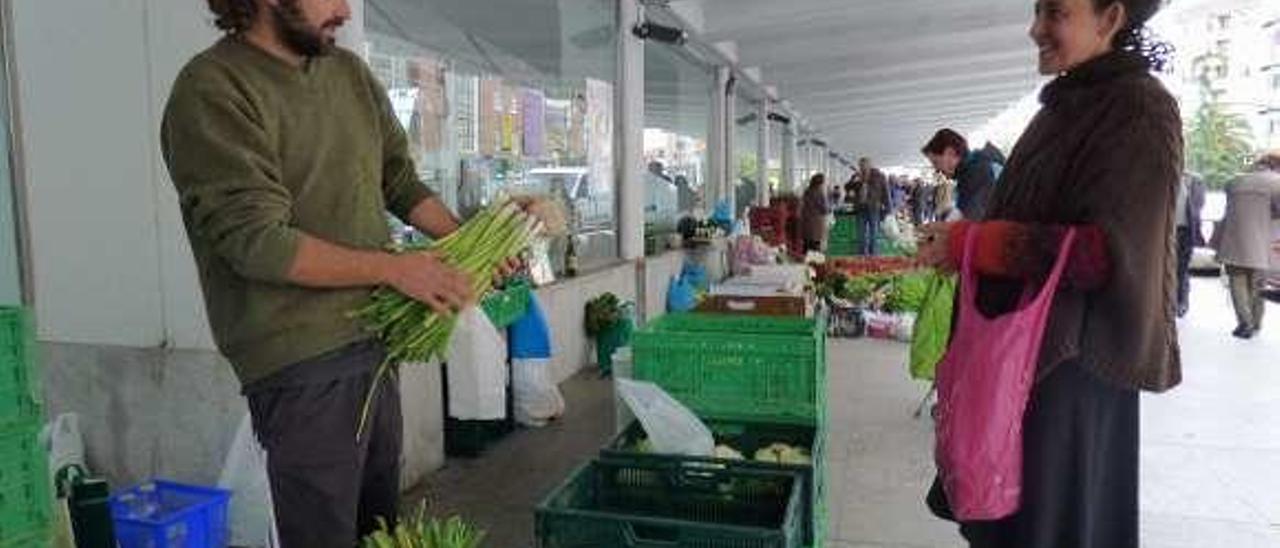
1141;512;1280;548
416;278;1280;547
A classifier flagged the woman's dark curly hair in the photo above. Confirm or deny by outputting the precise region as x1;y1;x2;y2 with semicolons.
1094;0;1173;71
207;0;258;33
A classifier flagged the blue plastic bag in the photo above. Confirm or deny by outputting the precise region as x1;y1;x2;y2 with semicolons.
680;262;709;292
667;275;698;312
711;199;733;230
509;293;552;359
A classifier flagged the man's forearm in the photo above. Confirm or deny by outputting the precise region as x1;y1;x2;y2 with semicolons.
286;233;394;288
407;197;461;239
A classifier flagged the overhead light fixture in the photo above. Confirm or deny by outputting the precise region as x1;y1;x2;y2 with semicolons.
632;22;687;45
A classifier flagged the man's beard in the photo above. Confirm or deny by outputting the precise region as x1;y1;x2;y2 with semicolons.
272;0;336;58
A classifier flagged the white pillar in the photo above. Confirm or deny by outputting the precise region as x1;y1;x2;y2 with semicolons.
724;82;736;217
707;67;729;213
756;100;769;206
336;0;366;52
617;0;645;260
782;125;796;193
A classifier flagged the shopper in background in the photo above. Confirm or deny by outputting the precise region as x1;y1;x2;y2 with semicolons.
802;173;831;253
163;1;516;546
917;0;1182;545
921;128;1005;221
911;178;932;225
856;157;891;255
1211;151;1280;339
1174;173;1203;317
934;180;956;220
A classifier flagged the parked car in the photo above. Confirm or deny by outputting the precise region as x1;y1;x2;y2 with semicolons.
1189;191;1225;275
515;167;613;230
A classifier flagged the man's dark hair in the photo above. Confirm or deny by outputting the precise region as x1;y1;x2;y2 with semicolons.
921;129;969;157
208;0;257;33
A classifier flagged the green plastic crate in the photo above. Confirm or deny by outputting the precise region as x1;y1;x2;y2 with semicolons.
0;308;40;425
536;458;805;548
0;529;49;548
602;419;826;546
481;280;532;328
632;313;827;425
0;425;51;544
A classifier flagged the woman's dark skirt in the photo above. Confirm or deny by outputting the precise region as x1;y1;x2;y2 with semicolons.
928;359;1140;548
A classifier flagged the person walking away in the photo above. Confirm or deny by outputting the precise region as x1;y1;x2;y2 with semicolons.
801;173;831;253
1174;173;1196;317
162;1;518;546
916;0;1182;545
1211;151;1280;339
856;157;890;255
910;178;929;226
921;128;1004;221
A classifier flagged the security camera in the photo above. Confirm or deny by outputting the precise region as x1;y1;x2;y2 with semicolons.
633;22;687;45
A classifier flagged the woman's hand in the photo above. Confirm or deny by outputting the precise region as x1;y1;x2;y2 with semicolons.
917;222;955;270
493;255;525;285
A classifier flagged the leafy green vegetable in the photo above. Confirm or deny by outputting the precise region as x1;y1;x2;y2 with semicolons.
352;197;553;439
585;293;623;336
361;503;485;548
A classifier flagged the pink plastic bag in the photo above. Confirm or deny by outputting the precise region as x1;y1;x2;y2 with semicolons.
934;227;1076;521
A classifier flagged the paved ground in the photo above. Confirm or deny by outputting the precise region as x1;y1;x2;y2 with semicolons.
416;276;1280;547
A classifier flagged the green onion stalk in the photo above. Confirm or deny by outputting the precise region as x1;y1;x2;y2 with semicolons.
352;196;554;440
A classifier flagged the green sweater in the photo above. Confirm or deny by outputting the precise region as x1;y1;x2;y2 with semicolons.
161;37;433;385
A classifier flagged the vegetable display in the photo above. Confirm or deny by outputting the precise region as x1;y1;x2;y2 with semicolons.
353;195;565;438
361;503;485;548
630;436;809;465
584;293;623;337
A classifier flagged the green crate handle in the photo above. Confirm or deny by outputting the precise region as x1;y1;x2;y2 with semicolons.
621;522;682;547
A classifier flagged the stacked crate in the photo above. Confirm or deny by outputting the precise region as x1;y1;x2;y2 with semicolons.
536;312;828;547
626;313;828;547
0;307;51;546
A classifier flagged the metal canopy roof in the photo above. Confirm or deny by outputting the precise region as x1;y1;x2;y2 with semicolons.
691;0;1047;166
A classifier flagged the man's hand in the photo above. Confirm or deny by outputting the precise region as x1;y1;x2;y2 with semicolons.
917;222;955;270
381;251;474;314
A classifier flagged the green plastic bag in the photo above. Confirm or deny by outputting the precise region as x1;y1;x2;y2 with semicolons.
909;272;957;381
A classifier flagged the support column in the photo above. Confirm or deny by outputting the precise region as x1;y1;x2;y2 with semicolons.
336;0;366;53
723;79;736;217
782;125;796;193
707;67;729;213
617;0;645;260
755;100;769;207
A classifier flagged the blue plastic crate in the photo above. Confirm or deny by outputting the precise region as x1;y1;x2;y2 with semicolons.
110;481;230;548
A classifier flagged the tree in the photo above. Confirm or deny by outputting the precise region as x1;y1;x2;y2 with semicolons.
1185;73;1254;189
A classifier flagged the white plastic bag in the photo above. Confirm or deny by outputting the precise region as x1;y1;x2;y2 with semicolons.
40;413;86;477
512;358;565;427
615;379;713;457
217;413;279;548
446;307;508;420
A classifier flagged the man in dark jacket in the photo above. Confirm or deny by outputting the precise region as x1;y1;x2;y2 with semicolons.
921;128;1004;220
856;157;891;255
1175;172;1206;316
